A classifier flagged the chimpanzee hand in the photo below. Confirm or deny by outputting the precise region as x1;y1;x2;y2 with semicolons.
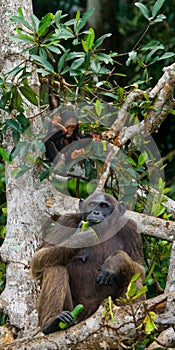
96;268;116;286
42;311;74;334
58;311;74;325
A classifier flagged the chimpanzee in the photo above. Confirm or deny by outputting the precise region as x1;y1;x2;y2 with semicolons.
44;108;82;165
31;192;145;334
43;75;82;166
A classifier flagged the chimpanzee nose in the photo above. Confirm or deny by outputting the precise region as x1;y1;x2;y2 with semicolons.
93;211;99;215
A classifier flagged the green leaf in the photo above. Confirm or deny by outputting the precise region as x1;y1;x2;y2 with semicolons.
0;147;12;163
126;51;137;66
82;39;88;53
157;52;175;61
78;8;95;31
94;53;113;64
130;273;141;282
100;91;119;100
10;34;35;44
144;312;157;334
90;60;101;74
93;33;112;49
84;51;90;68
10;142;23;159
167;109;175;116
16;114;30;129
152;14;166;23
17;7;24;18
54;28;74;39
66;52;84;61
36;68;48;77
142;40;163;50
95;100;102;117
135;2;150;19
57;51;69;73
76;10;81;21
77;75;86;87
47;45;61;54
145;46;164;63
40;168;50;181
38;13;54;37
86;28;95;50
61;66;71;75
132;286;148;300
19;86;38;106
126;279;137;298
64;18;77;26
152;0;166;17
70;68;85;76
33;141;45;152
18;142;30;158
138;152;148;166
10;16;33;31
15;165;33;178
55;10;62;26
7;66;23;76
30;14;40;32
72;38;79;46
10;89;23;112
0;91;11;109
31;54;54;73
39;47;47;60
71;57;84;70
127;157;137;166
5;119;23;134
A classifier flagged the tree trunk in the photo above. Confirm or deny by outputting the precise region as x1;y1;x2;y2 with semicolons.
0;0;79;336
86;0;121;52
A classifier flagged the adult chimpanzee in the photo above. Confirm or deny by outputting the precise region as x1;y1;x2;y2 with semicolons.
31;192;145;334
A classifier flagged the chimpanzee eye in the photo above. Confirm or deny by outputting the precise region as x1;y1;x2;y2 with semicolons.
89;202;95;207
101;203;108;208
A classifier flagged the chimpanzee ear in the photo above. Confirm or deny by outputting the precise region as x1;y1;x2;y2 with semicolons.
79;198;84;211
118;201;126;216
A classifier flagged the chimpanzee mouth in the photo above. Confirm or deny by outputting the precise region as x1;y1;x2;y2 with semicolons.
89;219;103;225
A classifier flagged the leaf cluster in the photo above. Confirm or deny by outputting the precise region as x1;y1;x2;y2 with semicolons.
10;8;117;86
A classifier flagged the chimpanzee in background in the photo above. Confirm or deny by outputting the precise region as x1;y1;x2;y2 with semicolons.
44;108;82;165
43;76;82;166
44;77;102;169
31;192;145;334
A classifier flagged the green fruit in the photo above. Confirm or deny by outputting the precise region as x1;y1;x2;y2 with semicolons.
59;304;84;330
81;220;90;231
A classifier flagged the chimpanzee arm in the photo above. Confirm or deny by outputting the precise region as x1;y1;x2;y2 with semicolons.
96;250;145;287
32;214;99;281
31;245;78;280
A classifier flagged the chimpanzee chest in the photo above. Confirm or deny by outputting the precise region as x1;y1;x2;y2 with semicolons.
67;241;124;304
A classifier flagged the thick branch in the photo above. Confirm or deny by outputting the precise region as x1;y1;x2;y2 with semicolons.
102;63;175;144
98;64;175;191
110;89;144;133
126;210;175;241
116;63;175;145
94;145;120;193
1;291;175;350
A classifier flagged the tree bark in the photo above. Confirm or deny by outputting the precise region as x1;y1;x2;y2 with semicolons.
1;291;175;350
0;0;79;336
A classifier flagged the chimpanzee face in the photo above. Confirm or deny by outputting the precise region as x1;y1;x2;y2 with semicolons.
79;192;125;225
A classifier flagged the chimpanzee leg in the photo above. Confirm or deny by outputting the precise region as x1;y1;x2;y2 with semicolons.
38;265;73;333
45;140;59;162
